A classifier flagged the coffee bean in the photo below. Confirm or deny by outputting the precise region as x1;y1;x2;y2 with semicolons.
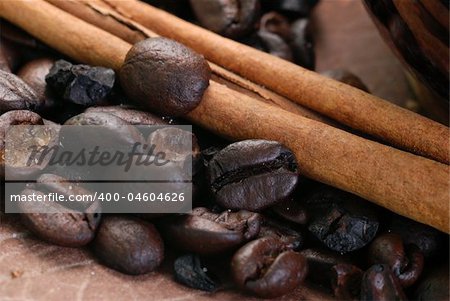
18;187;101;247
368;233;424;287
3;118;59;180
93;215;164;275
17;58;55;102
290;18;315;69
63;112;144;147
147;127;201;164
231;236;308;298
85;105;168;125
321;69;369;92
260;11;292;42
208;139;299;211
147;127;202;196
331;263;363;300
190;0;260;39
35;173;95;211
387;215;444;258
300;248;352;285
174;254;220;292
120;38;211;116
0;110;45;178
360;264;407;301
272;197;308;224
0;70;41;113
161;207;262;254
304;186;379;253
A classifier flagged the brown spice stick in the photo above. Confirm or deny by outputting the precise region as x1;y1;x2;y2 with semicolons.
102;0;450;164
0;0;448;233
46;0;334;126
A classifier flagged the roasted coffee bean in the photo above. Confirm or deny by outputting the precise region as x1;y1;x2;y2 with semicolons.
147;127;201;163
0;110;44;178
208;139;299;211
321;69;369;92
272;197;308;224
85;105;167;125
147;127;202;196
290;18;315;69
4;120;59;180
161;207;262;254
300;248;352;285
93;215;164;275
120;38;211;116
0;69;41;113
360;264;407;301
413;265;449;301
231;236;308;298
388;215;444;258
260;11;292;42
174;254;220;292
258;219;303;250
46;59;115;106
18;188;101;247
256;30;294;61
304;186;379;253
63;112;144;147
18;58;55;102
190;0;260;39
331;263;363;300
368;233;424;287
35;173;95;211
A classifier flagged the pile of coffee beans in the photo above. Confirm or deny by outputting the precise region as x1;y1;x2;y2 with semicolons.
0;4;448;299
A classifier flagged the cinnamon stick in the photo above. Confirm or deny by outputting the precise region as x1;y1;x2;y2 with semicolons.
0;0;448;233
46;0;335;127
102;0;450;164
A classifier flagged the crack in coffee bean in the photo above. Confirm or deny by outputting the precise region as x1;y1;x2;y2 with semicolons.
231;236;308;298
208;139;299;211
18;186;101;247
0;70;41;113
360;264;407;301
368;233;424;287
160;207;262;254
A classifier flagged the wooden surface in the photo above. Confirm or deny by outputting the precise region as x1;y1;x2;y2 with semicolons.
0;1;417;301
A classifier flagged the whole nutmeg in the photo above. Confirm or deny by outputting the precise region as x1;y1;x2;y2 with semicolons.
120;38;211;116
